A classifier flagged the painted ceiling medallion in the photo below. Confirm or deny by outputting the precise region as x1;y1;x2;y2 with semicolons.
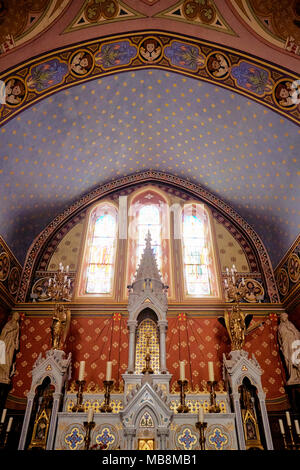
229;0;300;53
0;0;71;51
64;0;144;32
156;0;236;35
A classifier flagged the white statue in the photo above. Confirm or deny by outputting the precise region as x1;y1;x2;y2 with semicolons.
278;312;300;385
0;312;20;384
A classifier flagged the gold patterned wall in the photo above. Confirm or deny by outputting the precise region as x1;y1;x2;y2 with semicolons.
213;219;250;272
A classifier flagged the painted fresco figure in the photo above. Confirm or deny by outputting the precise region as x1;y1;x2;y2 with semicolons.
274;81;295;107
70;51;93;75
5;78;26;105
278;312;300;385
207;53;230;78
140;38;161;62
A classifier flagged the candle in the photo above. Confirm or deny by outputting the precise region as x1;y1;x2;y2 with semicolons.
1;408;7;423
6;417;13;432
106;361;112;381
208;362;214;382
87;408;94;423
295;420;300;435
179;361;185;381
78;361;85;381
286;411;291;426
226;267;229;275
279;419;285;435
198;407;204;424
66;265;69;273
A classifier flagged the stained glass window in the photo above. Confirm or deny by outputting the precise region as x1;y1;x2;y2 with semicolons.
137;205;161;269
182;205;211;296
85;206;117;294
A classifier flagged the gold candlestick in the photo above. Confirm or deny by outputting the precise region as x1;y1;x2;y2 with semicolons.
177;379;190;413
196;421;207;450
207;381;221;413
72;380;86;412
287;424;296;450
83;420;95;450
100;380;114;412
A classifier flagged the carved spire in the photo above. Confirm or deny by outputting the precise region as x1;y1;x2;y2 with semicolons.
134;231;162;282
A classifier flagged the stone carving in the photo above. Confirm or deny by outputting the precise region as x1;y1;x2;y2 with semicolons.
278;312;300;385
0;312;20;384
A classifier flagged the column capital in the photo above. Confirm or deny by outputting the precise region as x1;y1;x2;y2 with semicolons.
127;320;137;328
158;320;168;330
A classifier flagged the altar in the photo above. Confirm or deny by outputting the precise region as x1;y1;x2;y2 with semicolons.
18;233;273;451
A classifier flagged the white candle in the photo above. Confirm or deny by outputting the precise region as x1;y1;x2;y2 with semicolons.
78;361;85;381
87;408;94;423
208;362;214;382
295;420;300;435
198;407;204;423
106;361;112;381
226;267;229;275
286;411;291;427
1;408;7;423
66;265;69;273
279;419;285;435
179;361;185;381
6;417;13;432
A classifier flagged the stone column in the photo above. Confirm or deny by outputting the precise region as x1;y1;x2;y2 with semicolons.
124;428;136;450
18;391;35;450
231;391;246;450
46;392;62;450
258;393;274;450
127;320;137;374
157;428;169;450
158;320;168;374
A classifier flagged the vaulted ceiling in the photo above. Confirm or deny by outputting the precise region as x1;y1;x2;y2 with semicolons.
0;0;299;269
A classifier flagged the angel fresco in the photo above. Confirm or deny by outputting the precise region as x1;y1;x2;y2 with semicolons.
206;53;230;79
70;50;94;76
5;78;26;106
139;38;162;63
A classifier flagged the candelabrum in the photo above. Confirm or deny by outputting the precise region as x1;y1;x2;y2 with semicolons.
177;380;190;413
196;421;207;450
83;420;95;451
100;380;114;413
47;263;72;302
208;381;221;413
224;265;249;304
280;421;300;450
72;380;86;412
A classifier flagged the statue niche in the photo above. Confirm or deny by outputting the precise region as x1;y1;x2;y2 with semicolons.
239;377;264;450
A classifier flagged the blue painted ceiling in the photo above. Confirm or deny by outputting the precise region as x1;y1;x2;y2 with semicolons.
0;69;299;267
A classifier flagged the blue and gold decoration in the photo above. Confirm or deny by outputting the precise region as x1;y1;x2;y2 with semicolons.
64;426;85;450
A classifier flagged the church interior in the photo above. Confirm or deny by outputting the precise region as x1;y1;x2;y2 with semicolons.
0;0;299;452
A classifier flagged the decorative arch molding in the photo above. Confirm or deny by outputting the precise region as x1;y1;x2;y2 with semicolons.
0;31;299;127
17;171;279;303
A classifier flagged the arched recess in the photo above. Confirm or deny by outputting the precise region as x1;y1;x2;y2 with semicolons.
16;171;279;303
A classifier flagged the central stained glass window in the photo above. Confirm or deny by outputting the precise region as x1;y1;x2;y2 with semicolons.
137;205;161;269
182;205;211;296
86;206;117;294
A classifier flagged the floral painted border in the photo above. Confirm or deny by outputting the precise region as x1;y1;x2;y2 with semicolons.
0;31;299;127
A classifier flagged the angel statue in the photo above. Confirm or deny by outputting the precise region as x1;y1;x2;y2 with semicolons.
218;305;253;351
51;304;71;350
